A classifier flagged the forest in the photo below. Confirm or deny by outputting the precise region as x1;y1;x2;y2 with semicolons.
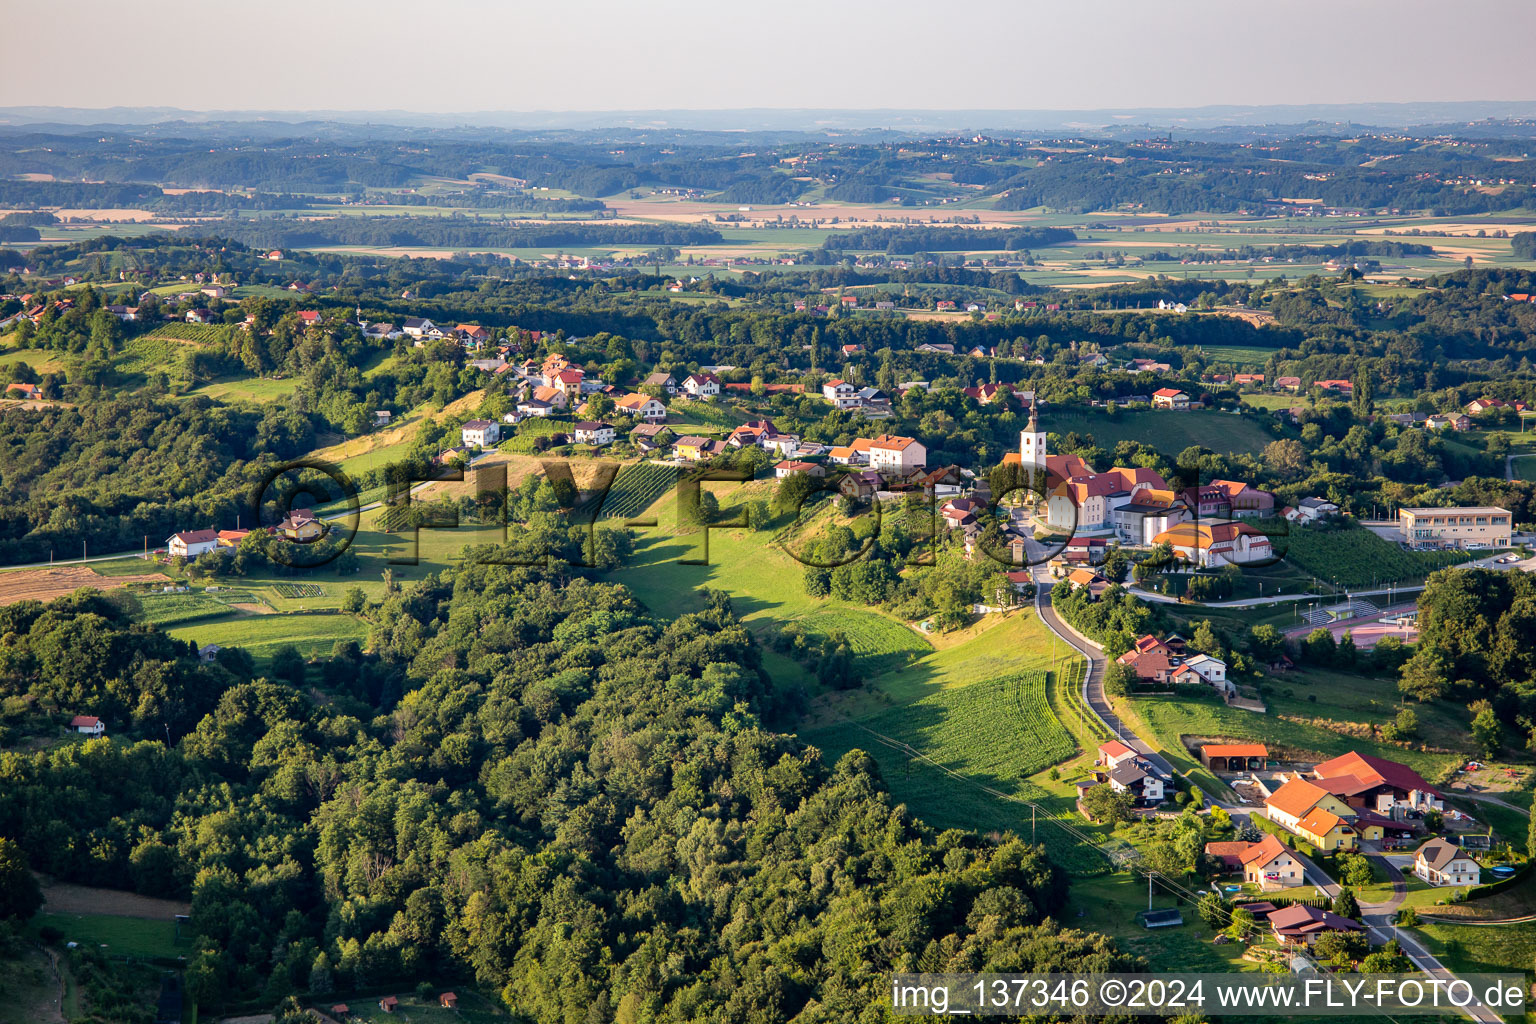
0;567;1134;1018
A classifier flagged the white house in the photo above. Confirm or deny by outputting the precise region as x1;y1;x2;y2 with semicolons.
573;421;616;446
461;420;501;447
1413;839;1481;887
70;715;105;737
682;373;721;400
822;379;862;409
866;434;927;475
402;317;443;339
615;393;668;423
166;529;220;559
1179;653;1227;687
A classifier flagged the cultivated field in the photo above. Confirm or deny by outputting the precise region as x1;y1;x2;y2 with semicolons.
0;566;171;607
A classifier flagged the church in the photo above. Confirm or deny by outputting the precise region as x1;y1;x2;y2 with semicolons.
1003;407;1186;539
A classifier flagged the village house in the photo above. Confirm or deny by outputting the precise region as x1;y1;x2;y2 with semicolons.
1309;751;1444;817
1106;758;1166;806
461;420;501;448
837;469;884;501
1264;779;1359;850
1181;480;1275;518
1151;388;1190;410
681;373;722;400
532;385;570;411
277;509;324;542
1426;413;1471;431
1315;379;1353;394
672;436;713;462
1234;835;1306;890
217;529;250;551
1413;838;1481;887
1287;497;1339;524
185;308;216;324
1268;904;1363;948
402;317;443;339
774;460;826;479
70;715;105;737
822;378;862;409
1064;568;1112;600
5;382;42;401
573;421;615;446
1096;739;1140;771
614;392;667;423
166;529;220;560
642;371;678;394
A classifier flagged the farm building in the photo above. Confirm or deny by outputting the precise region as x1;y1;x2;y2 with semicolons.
1200;743;1268;772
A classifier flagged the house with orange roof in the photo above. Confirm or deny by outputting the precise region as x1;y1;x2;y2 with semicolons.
1310;751;1443;816
614;393;667;423
1238;834;1306;889
1096;739;1138;769
1152;387;1190;410
1265;779;1351;835
1047;466;1169;532
866;434;927;475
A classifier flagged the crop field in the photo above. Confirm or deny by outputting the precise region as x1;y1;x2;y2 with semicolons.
1269;523;1478;587
168;611;367;661
501;417;576;453
803;669;1093;870
1195;344;1281;365
0;566;171;606
273;582;324;598
667;400;748;429
142;322;226;343
794;608;932;678
135;590;250;626
587;461;676;520
1044;408;1278;456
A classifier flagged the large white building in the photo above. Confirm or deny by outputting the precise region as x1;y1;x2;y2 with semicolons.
866;434;927;475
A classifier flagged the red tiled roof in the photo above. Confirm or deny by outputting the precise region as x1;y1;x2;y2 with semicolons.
1312;751;1441;798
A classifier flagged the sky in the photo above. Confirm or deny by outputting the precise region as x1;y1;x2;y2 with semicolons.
4;0;1535;115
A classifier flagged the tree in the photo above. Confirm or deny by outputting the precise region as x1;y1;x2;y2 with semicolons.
1399;647;1451;702
0;839;42;921
1197;891;1229;930
1471;699;1503;759
1081;784;1135;824
1331;887;1360;919
1225;906;1255;939
1381;706;1419;742
341;587;367;614
1262;438;1307;480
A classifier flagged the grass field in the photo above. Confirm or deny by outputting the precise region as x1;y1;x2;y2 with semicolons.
794;607;932;678
30;913;185;960
1064;873;1257;972
1046;408;1279;456
1409;919;1536;977
168;611;367;662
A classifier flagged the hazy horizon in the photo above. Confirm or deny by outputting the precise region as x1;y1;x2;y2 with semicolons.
5;0;1534;114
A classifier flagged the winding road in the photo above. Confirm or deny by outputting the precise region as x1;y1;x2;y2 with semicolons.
1024;539;1505;1022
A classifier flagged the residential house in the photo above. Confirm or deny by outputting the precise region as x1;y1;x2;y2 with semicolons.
1152;388;1190;410
1234;373;1265;386
166;529;220;559
866;435;927;475
454;324;491;345
1292;497;1339;523
461;420;501;447
1315;379;1353;394
1107;758;1166;806
1153;520;1274;567
70;715;105;737
615;393;667;423
837;470;884;500
1413;839;1481;887
1268;904;1364;947
673;436;713;462
1274;376;1302;391
573;421;615;446
962;383;1012;406
5;382;42;401
1238;835;1306;890
642;372;678;394
1096;740;1139;770
775;460;826;479
402;317;442;339
822;379;862;409
827;445;867;466
185;308;215;324
216;529;250;551
1466;397;1513;415
362;322;401;340
1265;779;1359;850
681;373;722;400
1426;413;1471;431
532;385;570;411
516;397;555;418
277;509;324;542
1064;568;1112;600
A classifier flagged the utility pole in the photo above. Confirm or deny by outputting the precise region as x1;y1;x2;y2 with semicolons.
1032;805;1037;843
1148;871;1154;911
